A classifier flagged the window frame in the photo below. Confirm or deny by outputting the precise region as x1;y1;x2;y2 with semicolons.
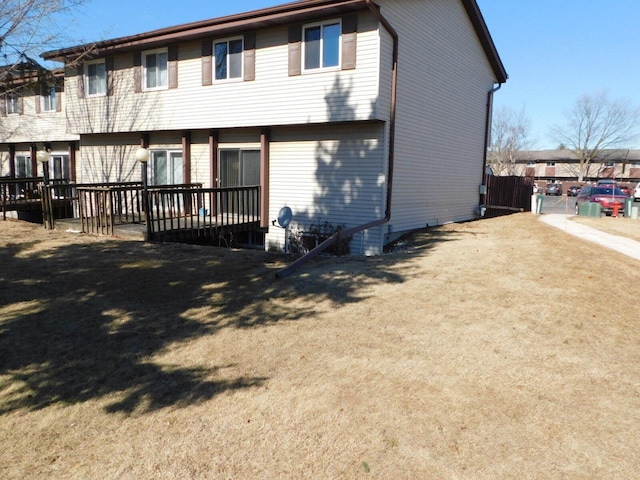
6;93;20;115
218;147;261;187
85;59;107;97
41;85;57;112
213;36;244;82
302;18;342;73
143;48;169;91
149;149;184;185
15;154;32;178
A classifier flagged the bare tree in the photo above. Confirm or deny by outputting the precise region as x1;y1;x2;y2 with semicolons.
488;106;532;176
552;91;640;182
1;0;84;68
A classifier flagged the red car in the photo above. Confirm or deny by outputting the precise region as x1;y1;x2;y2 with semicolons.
574;186;628;216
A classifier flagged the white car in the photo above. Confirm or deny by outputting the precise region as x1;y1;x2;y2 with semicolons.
634;182;640;202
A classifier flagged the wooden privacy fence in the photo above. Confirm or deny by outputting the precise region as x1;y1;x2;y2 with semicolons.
148;185;261;243
485;175;535;217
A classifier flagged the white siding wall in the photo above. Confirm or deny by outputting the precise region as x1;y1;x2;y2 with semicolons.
64;12;382;135
0;89;77;143
267;123;386;255
377;0;499;232
78;133;142;183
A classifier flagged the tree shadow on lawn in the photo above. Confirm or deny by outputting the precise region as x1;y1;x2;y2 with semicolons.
0;227;463;415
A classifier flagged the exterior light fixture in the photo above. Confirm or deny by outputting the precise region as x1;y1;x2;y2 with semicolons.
135;147;150;163
36;149;51;185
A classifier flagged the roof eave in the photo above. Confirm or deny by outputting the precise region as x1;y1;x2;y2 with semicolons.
42;0;367;62
460;0;508;83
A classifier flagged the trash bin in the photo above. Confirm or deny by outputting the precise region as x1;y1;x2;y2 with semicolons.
579;202;601;217
624;198;634;218
536;194;544;214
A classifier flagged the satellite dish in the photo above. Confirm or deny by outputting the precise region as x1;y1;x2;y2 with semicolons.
277;206;293;228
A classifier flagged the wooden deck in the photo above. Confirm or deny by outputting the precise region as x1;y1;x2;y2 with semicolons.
41;182;262;245
3;180;262;245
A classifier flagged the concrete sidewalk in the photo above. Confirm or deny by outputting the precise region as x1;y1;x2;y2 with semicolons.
539;214;640;261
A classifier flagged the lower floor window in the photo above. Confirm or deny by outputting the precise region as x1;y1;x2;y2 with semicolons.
15;155;32;177
151;150;183;185
51;154;70;180
219;149;260;187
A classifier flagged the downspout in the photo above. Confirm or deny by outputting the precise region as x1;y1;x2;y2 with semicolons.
276;0;398;278
480;83;502;208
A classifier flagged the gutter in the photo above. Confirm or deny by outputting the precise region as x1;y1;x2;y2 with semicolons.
276;0;398;278
480;83;502;207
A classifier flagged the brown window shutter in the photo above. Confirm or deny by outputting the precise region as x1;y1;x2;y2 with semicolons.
1;97;6;116
133;52;142;93
18;96;24;115
106;56;114;96
56;83;62;112
342;15;358;70
288;25;302;76
77;63;85;98
244;32;256;81
202;40;213;86
168;45;178;89
35;91;41;114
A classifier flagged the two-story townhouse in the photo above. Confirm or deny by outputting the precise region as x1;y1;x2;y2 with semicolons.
0;63;79;181
511;149;640;193
41;0;507;255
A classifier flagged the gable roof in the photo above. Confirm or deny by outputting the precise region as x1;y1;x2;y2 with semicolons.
41;0;506;82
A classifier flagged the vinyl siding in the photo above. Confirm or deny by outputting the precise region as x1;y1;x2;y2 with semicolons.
0;89;76;144
377;0;499;231
267;123;386;255
64;11;382;135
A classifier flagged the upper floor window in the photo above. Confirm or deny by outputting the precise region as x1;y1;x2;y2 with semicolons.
144;49;168;90
214;37;243;81
85;60;106;96
303;19;341;71
603;161;615;167
41;85;57;112
526;162;535;168
546;161;556;167
6;93;20;114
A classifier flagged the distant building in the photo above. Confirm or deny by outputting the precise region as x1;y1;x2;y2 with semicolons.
509;149;640;192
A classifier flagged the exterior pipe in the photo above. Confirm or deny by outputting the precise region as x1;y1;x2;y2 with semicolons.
480;83;502;207
277;0;398;278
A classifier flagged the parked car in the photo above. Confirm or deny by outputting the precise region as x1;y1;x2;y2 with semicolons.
574;185;628;216
545;183;562;195
634;182;640;202
619;185;630;196
567;185;582;196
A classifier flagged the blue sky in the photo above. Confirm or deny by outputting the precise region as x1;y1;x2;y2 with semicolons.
64;0;640;149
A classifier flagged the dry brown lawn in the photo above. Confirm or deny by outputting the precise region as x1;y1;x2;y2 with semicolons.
1;213;639;479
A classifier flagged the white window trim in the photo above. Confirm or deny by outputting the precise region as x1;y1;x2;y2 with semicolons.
6;93;20;115
85;59;107;97
213;36;244;83
149;149;183;185
143;47;169;91
41;85;56;112
302;18;342;74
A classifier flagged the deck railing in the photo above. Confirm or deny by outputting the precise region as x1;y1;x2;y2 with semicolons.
17;180;260;243
148;186;261;242
1;177;44;219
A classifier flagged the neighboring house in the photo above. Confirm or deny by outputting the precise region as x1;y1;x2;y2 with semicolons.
36;0;506;254
511;149;640;191
0;63;80;181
